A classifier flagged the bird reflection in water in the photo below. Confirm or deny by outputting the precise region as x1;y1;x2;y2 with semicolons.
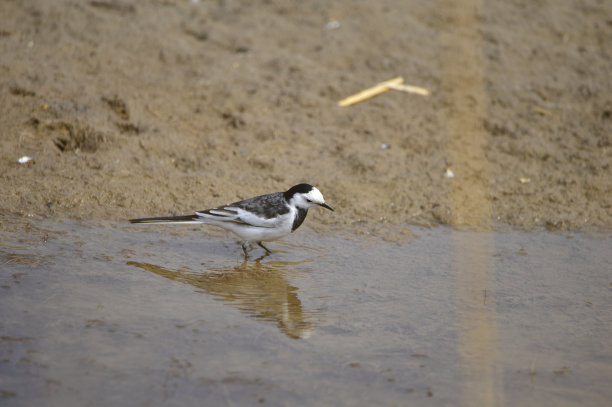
127;256;318;339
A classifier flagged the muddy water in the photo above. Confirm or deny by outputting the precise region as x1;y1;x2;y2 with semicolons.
1;217;610;406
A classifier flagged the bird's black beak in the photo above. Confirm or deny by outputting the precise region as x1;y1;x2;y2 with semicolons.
320;202;334;211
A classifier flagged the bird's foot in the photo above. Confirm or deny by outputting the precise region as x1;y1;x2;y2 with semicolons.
242;242;272;260
257;242;272;254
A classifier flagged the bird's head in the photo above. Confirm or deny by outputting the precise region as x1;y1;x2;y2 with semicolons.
284;184;334;211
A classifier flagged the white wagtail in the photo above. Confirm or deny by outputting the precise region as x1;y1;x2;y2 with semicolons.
130;184;334;257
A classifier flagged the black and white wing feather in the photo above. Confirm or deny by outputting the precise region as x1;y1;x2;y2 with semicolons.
195;192;290;228
130;192;292;227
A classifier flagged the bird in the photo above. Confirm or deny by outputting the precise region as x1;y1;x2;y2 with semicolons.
129;183;334;257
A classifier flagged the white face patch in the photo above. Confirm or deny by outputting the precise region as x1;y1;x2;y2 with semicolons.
304;188;325;205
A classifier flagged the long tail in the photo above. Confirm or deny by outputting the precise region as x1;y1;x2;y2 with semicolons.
129;214;202;224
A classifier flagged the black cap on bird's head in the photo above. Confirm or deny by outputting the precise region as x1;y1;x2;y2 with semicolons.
284;184;334;211
284;183;315;198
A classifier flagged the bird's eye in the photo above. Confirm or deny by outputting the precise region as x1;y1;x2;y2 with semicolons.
306;198;312;203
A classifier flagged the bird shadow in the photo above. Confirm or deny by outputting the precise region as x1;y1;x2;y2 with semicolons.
126;257;321;339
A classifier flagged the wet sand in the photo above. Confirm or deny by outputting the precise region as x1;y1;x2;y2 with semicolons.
1;217;611;406
1;0;611;233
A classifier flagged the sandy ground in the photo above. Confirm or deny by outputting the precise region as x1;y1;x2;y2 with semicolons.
1;0;611;235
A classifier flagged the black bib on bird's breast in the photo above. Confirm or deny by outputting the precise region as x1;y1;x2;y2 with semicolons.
292;208;308;231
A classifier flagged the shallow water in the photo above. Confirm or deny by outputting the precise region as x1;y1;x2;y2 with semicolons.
1;217;610;406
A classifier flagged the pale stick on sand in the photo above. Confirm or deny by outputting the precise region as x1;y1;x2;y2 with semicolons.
383;82;430;96
337;76;430;107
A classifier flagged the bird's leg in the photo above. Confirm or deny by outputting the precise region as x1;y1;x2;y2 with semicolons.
257;242;272;254
241;242;249;258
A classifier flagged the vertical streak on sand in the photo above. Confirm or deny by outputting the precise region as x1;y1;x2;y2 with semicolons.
438;0;500;406
451;232;498;406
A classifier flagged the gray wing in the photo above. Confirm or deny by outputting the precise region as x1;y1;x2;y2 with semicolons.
195;192;290;227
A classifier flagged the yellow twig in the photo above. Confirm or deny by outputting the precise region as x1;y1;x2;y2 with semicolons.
338;77;404;107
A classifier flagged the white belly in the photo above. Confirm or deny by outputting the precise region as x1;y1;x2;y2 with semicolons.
207;218;293;242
